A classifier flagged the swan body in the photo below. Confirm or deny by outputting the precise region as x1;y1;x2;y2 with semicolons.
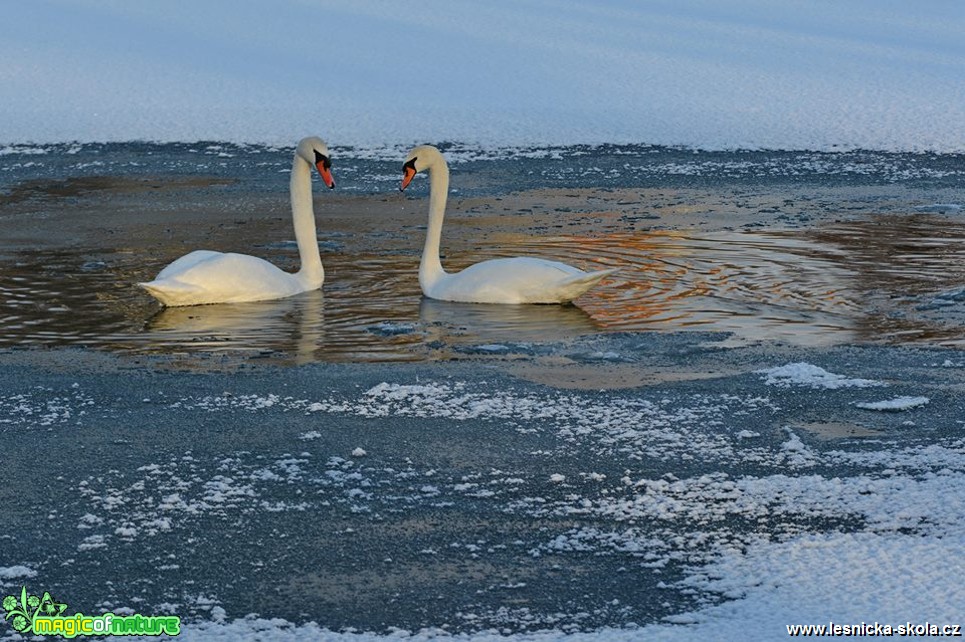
400;145;616;304
140;136;335;306
422;256;614;304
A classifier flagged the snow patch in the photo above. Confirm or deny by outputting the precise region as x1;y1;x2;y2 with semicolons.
757;363;883;389
855;396;930;412
0;566;37;580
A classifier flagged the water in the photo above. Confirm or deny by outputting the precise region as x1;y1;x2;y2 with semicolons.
1;143;964;362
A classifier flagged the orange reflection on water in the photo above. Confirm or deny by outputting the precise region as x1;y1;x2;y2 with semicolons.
513;229;860;344
3;214;965;360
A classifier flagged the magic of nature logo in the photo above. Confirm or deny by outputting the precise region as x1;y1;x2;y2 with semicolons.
3;586;180;638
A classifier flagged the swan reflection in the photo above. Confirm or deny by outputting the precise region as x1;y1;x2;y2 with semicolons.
418;297;600;345
145;289;325;363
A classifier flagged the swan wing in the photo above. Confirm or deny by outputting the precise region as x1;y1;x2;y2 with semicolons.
140;253;305;306
154;250;225;280
429;257;614;304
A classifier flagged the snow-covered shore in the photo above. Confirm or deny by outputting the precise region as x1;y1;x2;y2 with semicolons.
2;1;964;151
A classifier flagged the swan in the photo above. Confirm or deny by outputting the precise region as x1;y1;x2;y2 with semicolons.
139;136;335;307
400;145;617;304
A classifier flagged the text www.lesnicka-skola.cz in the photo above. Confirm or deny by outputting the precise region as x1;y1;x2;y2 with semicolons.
787;622;962;637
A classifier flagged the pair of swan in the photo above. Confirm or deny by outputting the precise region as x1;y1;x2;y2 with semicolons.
140;137;616;307
140;137;334;307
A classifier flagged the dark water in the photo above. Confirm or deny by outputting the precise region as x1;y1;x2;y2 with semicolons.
1;143;964;361
3;141;965;194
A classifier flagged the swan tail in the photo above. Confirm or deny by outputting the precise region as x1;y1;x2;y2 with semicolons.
554;268;619;303
138;279;200;307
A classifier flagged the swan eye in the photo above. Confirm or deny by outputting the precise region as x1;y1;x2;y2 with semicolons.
312;149;335;189
400;158;418;191
313;150;331;169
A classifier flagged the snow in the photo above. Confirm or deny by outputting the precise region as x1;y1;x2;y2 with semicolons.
0;566;37;580
1;1;963;151
1;371;962;640
157;457;965;640
757;362;884;389
856;396;931;412
662;533;964;638
137;517;965;642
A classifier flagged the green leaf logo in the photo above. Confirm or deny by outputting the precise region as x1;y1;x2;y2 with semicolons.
2;586;68;634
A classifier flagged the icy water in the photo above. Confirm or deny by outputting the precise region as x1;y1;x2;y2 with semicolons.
3;143;965;639
1;142;964;361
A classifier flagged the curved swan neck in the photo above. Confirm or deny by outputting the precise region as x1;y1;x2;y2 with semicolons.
290;153;324;286
420;155;449;290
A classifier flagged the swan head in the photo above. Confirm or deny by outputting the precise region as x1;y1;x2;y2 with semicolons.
296;136;335;189
400;145;444;191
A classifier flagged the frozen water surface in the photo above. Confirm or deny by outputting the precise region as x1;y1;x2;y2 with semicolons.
0;341;962;640
2;1;965;637
1;2;964;152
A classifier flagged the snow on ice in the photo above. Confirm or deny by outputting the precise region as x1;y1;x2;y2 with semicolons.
2;1;964;151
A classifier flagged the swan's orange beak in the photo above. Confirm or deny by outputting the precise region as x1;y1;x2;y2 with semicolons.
316;160;335;189
400;159;417;191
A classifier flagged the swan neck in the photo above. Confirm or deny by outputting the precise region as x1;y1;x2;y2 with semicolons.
290;154;323;286
420;158;448;289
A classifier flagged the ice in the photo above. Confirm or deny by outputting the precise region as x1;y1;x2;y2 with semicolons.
0;566;37;580
1;2;963;151
0;145;49;156
664;533;964;640
914;204;963;213
757;362;884;389
855;396;930;412
5;372;960;640
366;322;418;337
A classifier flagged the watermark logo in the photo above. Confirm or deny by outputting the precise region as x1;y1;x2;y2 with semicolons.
3;586;67;633
3;586;180;638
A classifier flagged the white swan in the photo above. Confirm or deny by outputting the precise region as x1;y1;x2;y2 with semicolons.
139;136;335;307
400;145;617;304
